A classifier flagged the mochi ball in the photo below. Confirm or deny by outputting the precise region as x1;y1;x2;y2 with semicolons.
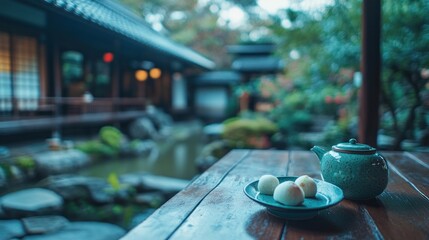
257;175;279;195
273;181;305;206
295;175;317;198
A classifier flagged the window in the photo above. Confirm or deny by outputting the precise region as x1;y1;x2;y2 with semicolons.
92;60;111;97
62;51;85;97
0;31;40;112
61;51;111;98
14;35;39;110
0;32;12;112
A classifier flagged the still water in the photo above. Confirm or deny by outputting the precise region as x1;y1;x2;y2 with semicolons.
78;128;205;180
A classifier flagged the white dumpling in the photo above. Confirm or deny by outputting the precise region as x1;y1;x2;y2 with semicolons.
257;175;279;195
273;181;304;206
295;175;317;198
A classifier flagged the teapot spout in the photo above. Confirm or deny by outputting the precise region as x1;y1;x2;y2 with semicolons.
310;146;327;162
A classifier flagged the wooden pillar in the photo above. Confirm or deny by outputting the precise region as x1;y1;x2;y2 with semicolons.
111;38;120;112
358;0;381;146
9;33;18;116
46;14;62;135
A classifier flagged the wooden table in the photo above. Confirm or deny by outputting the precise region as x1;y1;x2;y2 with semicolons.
122;150;429;239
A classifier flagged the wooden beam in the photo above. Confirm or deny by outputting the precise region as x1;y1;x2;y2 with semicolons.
359;0;381;147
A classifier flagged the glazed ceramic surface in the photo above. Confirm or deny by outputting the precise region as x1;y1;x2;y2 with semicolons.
244;176;343;220
311;139;389;200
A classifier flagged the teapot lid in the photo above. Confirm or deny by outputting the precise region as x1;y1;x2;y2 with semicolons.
332;138;376;154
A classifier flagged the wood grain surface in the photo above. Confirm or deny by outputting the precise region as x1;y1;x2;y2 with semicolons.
122;150;429;240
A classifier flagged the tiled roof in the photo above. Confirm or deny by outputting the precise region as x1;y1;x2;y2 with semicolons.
227;44;276;55
232;56;284;73
41;0;215;69
193;71;241;85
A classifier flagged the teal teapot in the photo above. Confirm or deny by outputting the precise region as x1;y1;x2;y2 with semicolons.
311;138;388;200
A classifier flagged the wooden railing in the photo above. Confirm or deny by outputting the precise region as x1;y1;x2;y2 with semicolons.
0;97;147;120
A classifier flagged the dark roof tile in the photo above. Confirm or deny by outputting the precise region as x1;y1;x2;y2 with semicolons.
42;0;215;69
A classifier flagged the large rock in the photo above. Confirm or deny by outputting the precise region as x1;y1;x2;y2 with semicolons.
129;117;159;140
0;220;25;240
33;150;90;176
0;188;63;217
121;139;158;158
129;106;173;140
0;146;10;158
0;166;6;187
140;175;189;197
120;173;189;195
40;175;114;204
146;105;173;130
22;215;69;235
23;221;125;240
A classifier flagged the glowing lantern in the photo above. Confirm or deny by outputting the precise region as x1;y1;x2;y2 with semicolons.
149;68;162;79
103;52;114;63
135;70;148;81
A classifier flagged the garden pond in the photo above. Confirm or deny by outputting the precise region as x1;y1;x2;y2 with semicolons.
0;121;207;234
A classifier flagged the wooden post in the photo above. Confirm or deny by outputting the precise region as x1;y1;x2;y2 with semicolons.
111;38;120;112
47;14;62;136
359;0;381;146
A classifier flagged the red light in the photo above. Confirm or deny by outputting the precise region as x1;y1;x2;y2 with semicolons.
103;52;114;63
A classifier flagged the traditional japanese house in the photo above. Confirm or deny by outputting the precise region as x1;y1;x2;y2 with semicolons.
227;43;284;82
0;0;214;139
191;71;241;122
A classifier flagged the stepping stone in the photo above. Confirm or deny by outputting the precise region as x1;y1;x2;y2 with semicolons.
22;216;69;235
1;188;63;217
0;220;25;240
41;175;114;204
120;173;190;194
33;150;90;176
141;175;190;193
22;221;126;240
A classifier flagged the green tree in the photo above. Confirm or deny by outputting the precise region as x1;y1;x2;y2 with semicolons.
118;0;260;68
270;0;429;149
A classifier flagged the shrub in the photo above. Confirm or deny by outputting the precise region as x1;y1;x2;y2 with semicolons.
99;126;124;150
75;140;118;157
222;116;278;148
15;155;36;170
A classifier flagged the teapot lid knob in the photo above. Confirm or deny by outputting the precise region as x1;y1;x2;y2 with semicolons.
332;138;376;154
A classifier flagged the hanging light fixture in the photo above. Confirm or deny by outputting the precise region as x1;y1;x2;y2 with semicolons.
149;68;162;79
135;70;148;81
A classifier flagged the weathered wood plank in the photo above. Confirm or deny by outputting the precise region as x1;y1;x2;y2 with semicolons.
124;150;429;240
121;150;250;240
383;152;429;198
362;154;429;239
169;150;290;240
283;151;383;239
405;151;429;166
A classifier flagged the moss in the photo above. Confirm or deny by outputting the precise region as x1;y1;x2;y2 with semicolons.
0;163;12;179
75;140;118;157
99;126;124;150
107;172;122;191
15;155;36;170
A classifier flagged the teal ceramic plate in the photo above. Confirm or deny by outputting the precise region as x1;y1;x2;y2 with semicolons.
244;176;344;220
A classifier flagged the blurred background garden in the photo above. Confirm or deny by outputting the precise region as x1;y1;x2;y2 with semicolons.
117;0;429;151
0;0;428;238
